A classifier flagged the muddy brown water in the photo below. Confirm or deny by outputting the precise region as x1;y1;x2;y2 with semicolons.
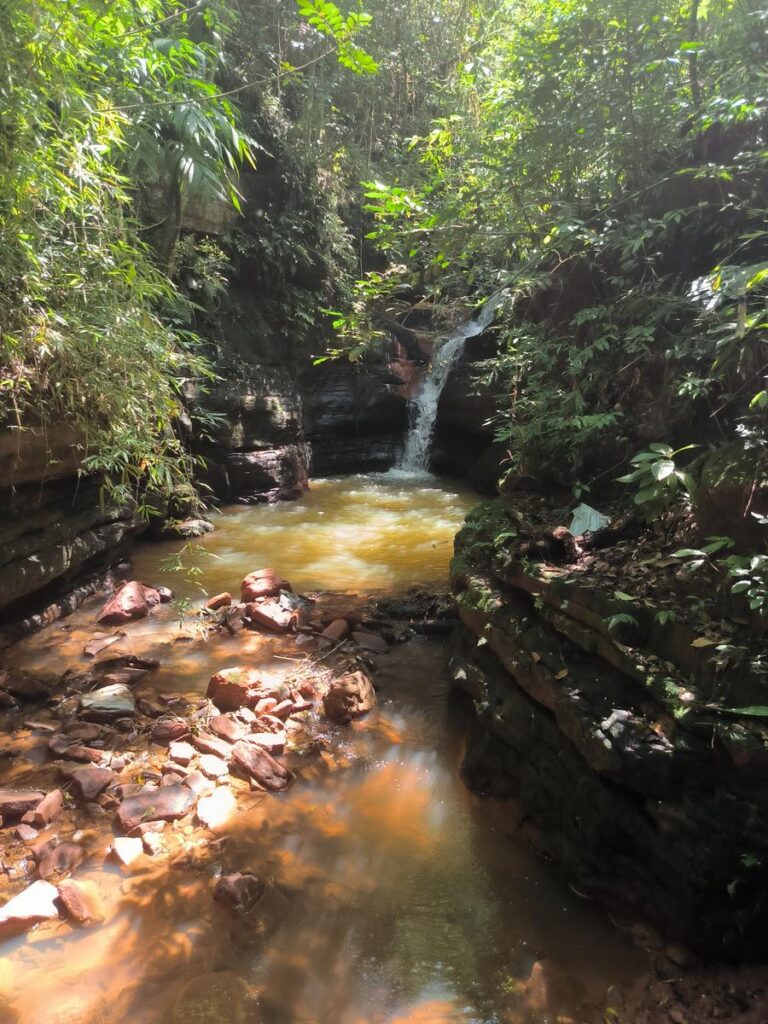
0;474;644;1023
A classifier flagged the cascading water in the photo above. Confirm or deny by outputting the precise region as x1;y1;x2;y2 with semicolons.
396;291;504;472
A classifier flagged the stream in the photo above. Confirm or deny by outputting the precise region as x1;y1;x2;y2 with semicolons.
0;474;644;1023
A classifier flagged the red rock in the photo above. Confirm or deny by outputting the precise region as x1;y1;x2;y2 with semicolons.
37;842;84;880
70;767;114;801
240;569;289;603
0;880;59;938
111;836;143;867
205;592;232;611
270;700;294;721
57;879;104;926
151;719;190;744
83;633;124;658
116;784;196;832
247;732;286;754
97;581;150;626
321;619;350;641
184;771;214;798
230;741;293;791
99;668;147;686
254;714;286;734
16;824;38;842
49;735;103;763
254;698;277;715
192;732;231;759
197;787;236;830
209;715;246;744
198;754;228;780
64;723;104;742
0;670;50;701
291;698;314;714
0;790;44;818
160;772;185;786
213;873;265;914
245;600;295;634
298;678;317;698
206;667;263;712
141;585;162;608
352;630;388;653
323;671;376;723
22;789;63;828
168;741;195;766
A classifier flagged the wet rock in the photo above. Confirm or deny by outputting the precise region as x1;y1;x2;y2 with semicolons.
172;971;251;1024
168;741;195;766
192;732;231;760
65;723;105;742
0;880;59;938
198;755;228;780
111;836;143;867
240;568;288;602
99;668;148;687
151;719;190;744
156;585;174;603
57;878;104;926
230;741;293;791
159;518;214;540
49;735;103;763
206;667;263;712
196;787;236;830
37;842;84;880
69;767;114;801
97;581;153;625
0;669;50;701
116;784;196;832
205;592;232;611
0;790;44;818
321;619;351;641
244;599;296;633
213;873;265;915
209;714;246;744
22;789;63;828
323;671;377;723
83;633;125;657
80;684;135;722
252;713;284;734
352;630;388;653
270;699;294;721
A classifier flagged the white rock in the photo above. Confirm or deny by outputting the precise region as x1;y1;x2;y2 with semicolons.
0;880;59;938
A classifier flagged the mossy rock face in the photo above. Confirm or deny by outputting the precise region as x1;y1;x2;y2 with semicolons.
694;445;768;548
172;972;254;1024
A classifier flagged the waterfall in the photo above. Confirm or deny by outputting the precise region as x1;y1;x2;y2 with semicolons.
396;292;504;473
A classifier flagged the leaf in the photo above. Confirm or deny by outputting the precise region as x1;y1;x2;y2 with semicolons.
613;591;635;601
555;668;568;679
651;459;675;481
691;637;717;647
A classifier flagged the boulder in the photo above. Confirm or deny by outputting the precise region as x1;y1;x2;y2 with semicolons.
323;671;377;723
57;879;105;926
97;581;153;625
80;684;135;722
240;569;289;602
0;880;59;938
230;741;293;791
206;668;263;712
117;784;196;832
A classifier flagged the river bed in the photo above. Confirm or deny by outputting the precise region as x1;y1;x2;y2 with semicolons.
0;474;645;1023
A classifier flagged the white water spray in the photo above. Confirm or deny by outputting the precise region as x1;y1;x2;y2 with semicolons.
397;293;504;473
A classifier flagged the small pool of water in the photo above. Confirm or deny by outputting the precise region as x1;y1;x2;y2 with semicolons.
132;473;478;598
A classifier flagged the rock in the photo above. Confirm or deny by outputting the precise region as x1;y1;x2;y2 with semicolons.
205;593;232;611
141;831;164;856
37;842;84;880
83;633;125;657
22;789;63;828
254;697;277;715
172;971;251;1024
151;719;190;744
208;715;246;744
184;771;214;798
57;879;104;926
0;790;44;818
97;581;152;626
49;736;103;763
230;741;293;791
247;732;286;754
111;836;143;867
323;671;377;723
0;880;59;938
116;785;196;832
80;684;135;722
196;787;236;830
70;767;114;801
158;518;214;540
198;755;228;780
0;669;50;701
252;713;284;734
245;599;296;633
16;824;38;842
270;699;294;721
157;585;174;603
65;723;105;742
352;630;388;653
192;732;231;760
213;873;265;914
161;772;185;787
168;741;195;766
99;668;148;686
321;619;351;641
240;568;289;602
206;668;263;712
